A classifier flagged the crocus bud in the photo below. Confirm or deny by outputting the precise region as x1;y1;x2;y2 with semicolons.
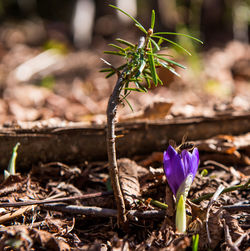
163;145;199;198
163;145;199;233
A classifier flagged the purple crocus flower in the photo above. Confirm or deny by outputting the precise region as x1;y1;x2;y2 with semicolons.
163;145;199;197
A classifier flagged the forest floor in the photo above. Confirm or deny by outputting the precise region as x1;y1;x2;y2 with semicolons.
0;25;249;250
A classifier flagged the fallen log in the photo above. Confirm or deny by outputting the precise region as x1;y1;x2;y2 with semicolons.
0;111;249;169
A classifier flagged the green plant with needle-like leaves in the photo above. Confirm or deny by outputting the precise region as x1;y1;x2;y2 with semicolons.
102;5;202;228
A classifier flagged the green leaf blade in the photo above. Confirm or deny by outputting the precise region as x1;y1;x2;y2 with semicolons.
108;43;126;52
124;87;146;93
192;234;199;251
147;53;158;86
135;23;147;34
155;54;186;69
116;38;136;48
149;38;160;52
151;10;155;30
120;94;134;112
100;68;114;73
154;32;203;44
134;81;148;92
109;4;147;34
105;71;116;79
143;74;152;89
104;51;126;56
158;61;181;77
152;35;192;55
147;40;158;86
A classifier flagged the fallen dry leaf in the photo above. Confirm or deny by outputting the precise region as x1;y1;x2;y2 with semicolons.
119;100;172;121
0;226;70;251
118;158;141;207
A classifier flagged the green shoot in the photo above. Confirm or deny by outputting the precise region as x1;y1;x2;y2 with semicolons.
192;234;199;251
151;10;155;30
4;142;20;180
200;169;208;177
176;194;186;233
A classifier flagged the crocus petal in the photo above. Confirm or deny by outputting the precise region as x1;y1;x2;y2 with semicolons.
190;148;199;177
181;148;199;182
176;173;193;203
163;145;185;195
164;146;199;196
164;145;199;233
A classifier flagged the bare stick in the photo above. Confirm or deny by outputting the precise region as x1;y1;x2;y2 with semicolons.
222;204;250;213
205;184;224;248
43;204;166;219
233;229;250;248
0;191;112;207
222;219;240;251
203;160;230;172
106;37;145;227
0;205;36;224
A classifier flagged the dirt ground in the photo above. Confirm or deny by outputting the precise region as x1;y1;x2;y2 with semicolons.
0;22;249;250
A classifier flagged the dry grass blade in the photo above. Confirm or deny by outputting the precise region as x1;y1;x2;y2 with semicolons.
222;219;240;251
0;191;113;207
0;205;36;224
206;184;225;247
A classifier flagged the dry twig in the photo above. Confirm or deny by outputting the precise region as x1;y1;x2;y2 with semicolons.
0;191;112;207
106;36;145;227
223;204;250;213
0;206;36;224
222;219;240;251
206;184;224;248
43;204;166;219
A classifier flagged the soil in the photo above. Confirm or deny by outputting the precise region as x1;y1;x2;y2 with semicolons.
0;22;249;250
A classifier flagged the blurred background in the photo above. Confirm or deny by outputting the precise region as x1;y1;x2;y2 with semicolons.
0;0;249;124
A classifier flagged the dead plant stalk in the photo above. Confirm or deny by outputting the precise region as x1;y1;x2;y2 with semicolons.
106;37;145;227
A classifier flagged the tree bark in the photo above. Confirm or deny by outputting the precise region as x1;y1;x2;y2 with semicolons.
0;112;249;170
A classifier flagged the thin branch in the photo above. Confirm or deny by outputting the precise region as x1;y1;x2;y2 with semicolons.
233;229;250;248
0;205;36;224
205;185;224;248
222;204;250;213
0;191;113;207
222;219;240;251
203;160;230;172
43;204;166;219
106;36;145;227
